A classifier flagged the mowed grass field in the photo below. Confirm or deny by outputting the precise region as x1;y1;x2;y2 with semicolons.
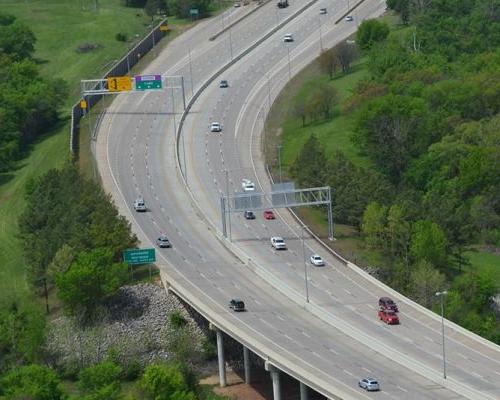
0;0;183;307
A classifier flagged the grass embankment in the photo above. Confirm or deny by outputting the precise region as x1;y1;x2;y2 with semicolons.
0;0;189;308
265;48;500;275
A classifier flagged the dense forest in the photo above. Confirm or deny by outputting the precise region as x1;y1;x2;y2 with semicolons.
290;0;500;342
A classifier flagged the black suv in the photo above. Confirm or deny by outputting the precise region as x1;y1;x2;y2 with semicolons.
379;297;398;312
229;299;245;312
244;210;256;220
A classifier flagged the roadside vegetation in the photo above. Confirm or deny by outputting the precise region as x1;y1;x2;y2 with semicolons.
0;0;231;398
269;1;500;342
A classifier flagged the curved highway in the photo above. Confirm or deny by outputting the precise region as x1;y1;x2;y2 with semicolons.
95;0;500;399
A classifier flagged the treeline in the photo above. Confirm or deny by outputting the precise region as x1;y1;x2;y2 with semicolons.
289;0;500;342
18;164;137;317
0;357;223;400
0;13;67;172
124;0;217;19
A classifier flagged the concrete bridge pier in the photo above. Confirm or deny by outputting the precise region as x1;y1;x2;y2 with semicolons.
212;325;226;387
300;381;309;400
243;345;251;383
265;361;281;400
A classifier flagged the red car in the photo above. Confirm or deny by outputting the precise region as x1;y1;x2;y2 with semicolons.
263;210;275;220
378;309;399;325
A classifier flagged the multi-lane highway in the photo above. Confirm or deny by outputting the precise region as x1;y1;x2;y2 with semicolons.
95;0;500;398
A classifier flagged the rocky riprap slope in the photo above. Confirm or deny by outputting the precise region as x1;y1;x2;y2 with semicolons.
46;283;206;371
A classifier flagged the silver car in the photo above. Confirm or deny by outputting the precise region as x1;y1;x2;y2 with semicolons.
358;378;380;391
156;234;171;248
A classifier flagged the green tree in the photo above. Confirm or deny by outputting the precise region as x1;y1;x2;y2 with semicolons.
361;202;387;249
386;203;411;262
139;363;191;400
56;248;128;317
0;303;46;372
307;83;338;120
144;0;160;21
289;134;328;187
0;19;36;60
78;361;123;400
353;94;429;182
410;220;448;267
317;49;337;79
356;19;390;50
47;244;75;287
408;260;446;308
1;364;64;400
386;0;410;23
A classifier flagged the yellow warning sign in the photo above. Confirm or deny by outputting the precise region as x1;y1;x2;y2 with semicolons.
80;99;87;109
160;25;168;31
107;76;132;92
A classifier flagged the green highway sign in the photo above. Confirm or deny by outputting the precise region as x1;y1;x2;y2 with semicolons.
134;74;162;90
190;8;199;15
123;248;156;265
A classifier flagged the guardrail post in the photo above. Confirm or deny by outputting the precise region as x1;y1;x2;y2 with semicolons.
216;328;227;387
265;361;281;400
243;345;251;383
299;381;309;400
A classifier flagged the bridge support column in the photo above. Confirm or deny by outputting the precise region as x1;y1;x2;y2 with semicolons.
215;328;226;387
299;382;309;400
265;361;281;400
243;346;251;384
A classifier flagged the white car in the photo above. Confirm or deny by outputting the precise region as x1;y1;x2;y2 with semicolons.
310;254;325;266
242;179;255;191
358;378;380;391
133;197;146;212
210;122;222;132
345;15;353;21
283;34;294;42
271;237;287;250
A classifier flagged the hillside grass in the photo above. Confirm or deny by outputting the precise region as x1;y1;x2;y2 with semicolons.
0;0;191;308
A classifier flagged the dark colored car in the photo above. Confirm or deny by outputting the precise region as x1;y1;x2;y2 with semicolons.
277;0;288;8
219;80;229;88
379;297;398;312
244;210;255;220
229;299;245;312
378;309;399;325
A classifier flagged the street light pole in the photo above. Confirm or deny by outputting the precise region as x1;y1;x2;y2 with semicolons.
286;44;291;79
435;291;448;379
225;169;232;242
319;16;324;52
277;144;282;183
301;224;309;303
